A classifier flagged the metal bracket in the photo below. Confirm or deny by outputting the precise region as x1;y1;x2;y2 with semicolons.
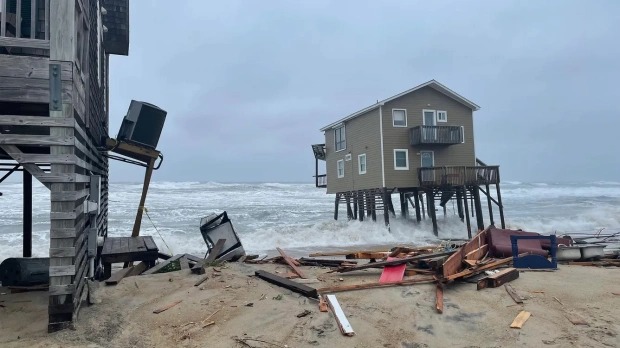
49;64;62;111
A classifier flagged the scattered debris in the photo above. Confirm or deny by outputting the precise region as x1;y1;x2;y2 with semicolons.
510;310;531;329
277;247;307;279
194;275;209;287
325;294;354;336
477;267;519;290
435;283;444;314
153;300;182;314
255;270;318;299
297;309;312;318
504;284;523;304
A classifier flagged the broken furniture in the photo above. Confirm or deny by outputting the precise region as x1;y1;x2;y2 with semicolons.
511;235;557;269
0;257;49;286
101;236;159;279
199;211;245;261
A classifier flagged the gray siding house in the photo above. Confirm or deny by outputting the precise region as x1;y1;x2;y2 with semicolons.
312;80;505;236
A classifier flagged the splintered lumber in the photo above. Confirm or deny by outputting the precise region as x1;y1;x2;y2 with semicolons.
510;311;531;328
566;313;588;325
153;300;182;314
443;227;490;278
126;262;148;277
477;268;519;290
379;257;406;283
143;254;184;275
194;275;209;287
105;267;133;285
446;256;514;281
277;247;307;279
436;284;444;314
309;249;388;257
325;295;355;336
504;284;523;304
318;276;435;294
336;251;454;273
254;270;318;298
463;259;478;267
298;258;357;267
319;296;329;312
346;252;390;259
205;239;227;264
465;244;488;260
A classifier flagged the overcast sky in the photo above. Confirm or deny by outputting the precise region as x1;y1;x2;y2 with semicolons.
107;0;620;183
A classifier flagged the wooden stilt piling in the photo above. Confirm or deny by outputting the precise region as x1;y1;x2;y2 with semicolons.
456;188;464;222
427;190;438;236
496;183;505;229
485;184;494;226
382;188;390;226
334;194;340;220
23;170;32;258
473;187;484;231
463;186;472;239
413;189;421;222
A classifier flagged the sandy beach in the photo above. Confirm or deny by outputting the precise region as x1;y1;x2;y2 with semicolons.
1;261;618;348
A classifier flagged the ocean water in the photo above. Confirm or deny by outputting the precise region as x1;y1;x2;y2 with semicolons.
1;181;620;262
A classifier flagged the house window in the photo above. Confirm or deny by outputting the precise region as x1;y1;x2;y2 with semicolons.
334;125;346;152
437;111;448;122
394;149;409;170
392;109;407;127
337;159;345;178
358;154;367;175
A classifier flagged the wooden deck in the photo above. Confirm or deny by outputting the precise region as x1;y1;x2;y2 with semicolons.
101;236;159;278
418;165;500;187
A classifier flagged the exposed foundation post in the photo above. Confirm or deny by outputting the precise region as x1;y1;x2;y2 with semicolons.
413;188;421;222
382;188;390;226
352;192;358;220
346;194;353;220
427;189;438;236
365;191;372;218
420;191;426;219
473;186;484;231
371;193;377;222
462;186;472;239
399;192;407;217
358;192;364;222
496;183;506;229
387;192;395;216
456;188;464;221
334;194;339;220
23;170;32;258
485;184;494;226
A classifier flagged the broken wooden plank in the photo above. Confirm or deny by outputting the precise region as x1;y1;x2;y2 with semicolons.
345;252;390;259
379;257;406;283
465;244;488;260
566;313;588;325
477;268;519;290
205;239;227;264
463;259;478;267
277;247;307;279
318;276;435;294
298;258;357;267
446;256;514;281
153;300;182;314
142;254;184;275
325;294;355;336
510;311;531;328
318;296;329;312
125;262;148;277
194;275;209;287
336;251;454;273
254;270;318;298
179;257;190;270
442;227;490;278
105;267;133;285
436;284;444;314
504;284;523;304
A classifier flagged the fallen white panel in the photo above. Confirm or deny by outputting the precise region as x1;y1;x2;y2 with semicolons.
325;294;355;336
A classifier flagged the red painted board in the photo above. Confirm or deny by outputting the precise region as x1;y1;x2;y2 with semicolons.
379;257;406;283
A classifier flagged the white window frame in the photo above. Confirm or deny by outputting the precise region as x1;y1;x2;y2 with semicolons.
420;150;435;167
334;125;346;152
337;159;345;178
437;110;448;122
393;149;409;170
392;109;407;127
358;154;367;175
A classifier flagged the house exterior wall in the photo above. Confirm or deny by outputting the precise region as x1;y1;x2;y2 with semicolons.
382;86;476;188
325;108;382;194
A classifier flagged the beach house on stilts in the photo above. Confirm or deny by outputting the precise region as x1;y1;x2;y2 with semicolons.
0;0;129;331
312;80;506;238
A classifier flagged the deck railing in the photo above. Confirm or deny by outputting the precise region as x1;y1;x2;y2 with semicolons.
314;174;327;188
410;125;463;145
0;0;50;51
418;165;500;187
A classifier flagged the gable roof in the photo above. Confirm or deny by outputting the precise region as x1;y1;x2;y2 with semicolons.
319;80;480;131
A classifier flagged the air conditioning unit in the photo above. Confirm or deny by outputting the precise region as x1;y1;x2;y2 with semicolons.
117;100;167;149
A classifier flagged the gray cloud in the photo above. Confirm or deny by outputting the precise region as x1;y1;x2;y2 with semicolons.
107;0;620;183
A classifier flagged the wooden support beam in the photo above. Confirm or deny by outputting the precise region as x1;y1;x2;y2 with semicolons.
413;189;421;222
23;170;32;257
456;188;465;221
277;247;307;279
496;183;505;229
131;158;155;237
336;251;454;273
334;194;339;220
105;267;133;286
254;270;318;298
472;187;484;231
317;276;435;294
476;267;519;290
357;191;364;222
382;187;390;226
435;283;444;314
345;195;353;220
485;184;494;226
427;190;438;236
462;187;472;238
352;192;358;220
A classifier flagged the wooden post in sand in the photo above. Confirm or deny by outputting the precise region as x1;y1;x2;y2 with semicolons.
334;194;340;220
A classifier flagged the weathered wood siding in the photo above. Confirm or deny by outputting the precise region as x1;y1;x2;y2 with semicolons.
381;86;476;188
325;108;382;194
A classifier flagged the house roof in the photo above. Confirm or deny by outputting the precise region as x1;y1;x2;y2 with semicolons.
319;80;480;131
